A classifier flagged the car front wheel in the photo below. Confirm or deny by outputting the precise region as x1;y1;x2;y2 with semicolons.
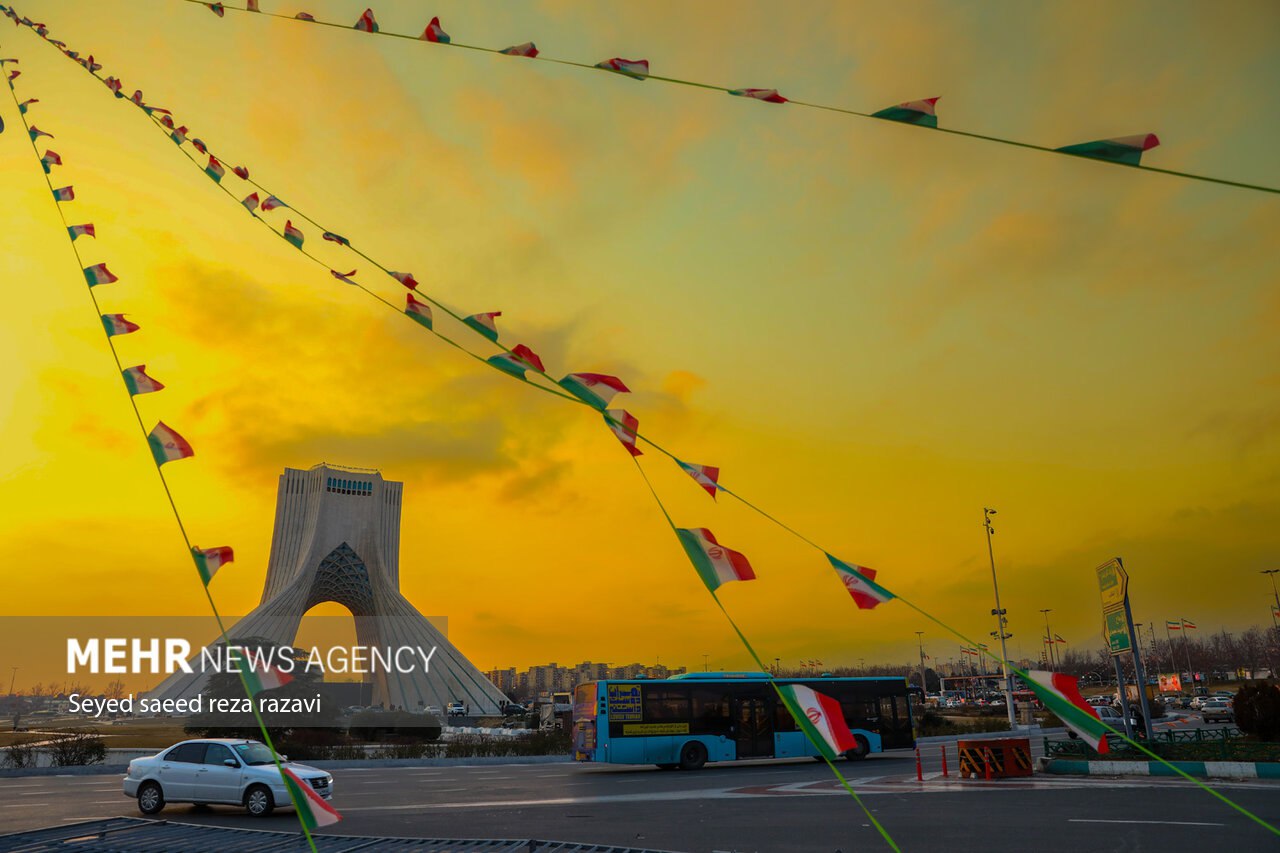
245;784;274;817
137;781;165;815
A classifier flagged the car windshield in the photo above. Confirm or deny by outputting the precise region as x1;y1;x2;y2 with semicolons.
232;742;279;766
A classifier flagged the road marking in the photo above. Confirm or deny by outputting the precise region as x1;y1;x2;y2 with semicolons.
1069;819;1225;827
3;803;48;808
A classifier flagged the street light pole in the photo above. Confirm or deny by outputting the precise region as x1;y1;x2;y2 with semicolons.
1040;608;1055;671
8;667;17;697
1263;571;1280;630
984;508;1017;727
915;631;928;699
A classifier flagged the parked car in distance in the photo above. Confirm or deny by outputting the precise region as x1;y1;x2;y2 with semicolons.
447;701;466;717
503;703;528;715
1201;701;1235;724
1086;696;1112;707
123;739;332;817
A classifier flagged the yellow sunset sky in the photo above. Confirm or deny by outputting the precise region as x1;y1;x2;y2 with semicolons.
2;1;1278;686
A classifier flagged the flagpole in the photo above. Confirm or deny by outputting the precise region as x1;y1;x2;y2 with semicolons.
1181;620;1195;692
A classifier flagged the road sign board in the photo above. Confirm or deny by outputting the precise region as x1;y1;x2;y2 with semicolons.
1104;607;1132;656
1096;558;1128;609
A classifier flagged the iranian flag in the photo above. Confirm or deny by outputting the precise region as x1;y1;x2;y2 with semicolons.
1056;134;1160;166
191;545;233;586
1023;670;1110;755
101;314;140;337
205;155;225;183
676;459;721;499
675;527;755;592
83;263;118;286
826;554;895;610
170;126;188;146
68;223;95;240
147;421;194;467
872;97;940;127
389;271;418;290
488;344;545;379
777;684;857;760
405;293;433;328
281;766;342;829
595;57;649;79
464;311;502;342
122;365;164;396
233;165;249;180
283;220;305;249
241;192;260;212
501;42;538;58
261;195;287;212
29;125;54;141
603;409;642;456
354;8;378;33
1166;620;1181;630
728;88;788;104
19;98;38;115
52;185;74;202
40;150;62;173
420;16;450;43
559;373;629;409
1181;619;1197;630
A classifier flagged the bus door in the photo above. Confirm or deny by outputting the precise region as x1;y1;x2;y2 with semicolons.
732;696;773;758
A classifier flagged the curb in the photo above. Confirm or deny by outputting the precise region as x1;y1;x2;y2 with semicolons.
0;754;573;778
1041;757;1280;780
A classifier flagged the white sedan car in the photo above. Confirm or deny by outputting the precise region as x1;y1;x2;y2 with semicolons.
123;739;332;817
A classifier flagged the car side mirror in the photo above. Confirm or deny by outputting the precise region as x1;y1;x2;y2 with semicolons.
280;755;288;762
224;759;238;768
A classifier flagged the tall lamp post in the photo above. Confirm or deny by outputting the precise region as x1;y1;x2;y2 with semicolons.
984;508;1017;727
915;631;928;699
1039;608;1056;671
1263;570;1280;630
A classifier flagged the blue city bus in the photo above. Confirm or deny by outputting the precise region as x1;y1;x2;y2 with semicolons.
572;672;915;770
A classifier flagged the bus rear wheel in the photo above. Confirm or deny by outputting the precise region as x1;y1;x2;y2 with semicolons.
845;735;870;760
678;741;707;771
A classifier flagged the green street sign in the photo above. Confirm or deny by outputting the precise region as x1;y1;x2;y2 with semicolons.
1104;607;1132;656
1097;557;1128;610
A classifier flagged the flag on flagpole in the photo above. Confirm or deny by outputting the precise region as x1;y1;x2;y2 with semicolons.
122;365;165;396
1181;619;1197;630
1055;634;1066;644
1056;134;1160;166
131;89;144;106
40;150;62;173
283;220;305;249
84;56;102;73
872;97;940;127
354;8;378;32
281;766;342;829
68;223;95;240
1166;620;1181;630
330;269;358;285
464;311;502;342
83;263;118;286
207;2;224;16
595;58;649;79
558;372;629;409
18;98;37;114
604;409;642;456
104;77;124;97
170;126;188;145
322;231;350;246
500;42;538;58
676;460;721;499
29;125;54;140
421;16;450;43
488;344;545;379
101;314;140;337
192;139;208;154
389;271;418;289
728;88;788;104
191;546;233;586
261;195;287;212
405;293;433;328
675;527;756;593
241;192;260;212
52;186;74;202
232;165;249;180
147;422;194;466
1023;670;1110;754
827;554;895;610
205;156;225;182
777;684;857;760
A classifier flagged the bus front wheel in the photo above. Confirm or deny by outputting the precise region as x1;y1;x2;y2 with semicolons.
678;741;708;771
845;735;870;760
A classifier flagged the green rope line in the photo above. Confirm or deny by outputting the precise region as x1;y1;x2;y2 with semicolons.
629;457;902;853
183;0;1280;196
2;55;321;853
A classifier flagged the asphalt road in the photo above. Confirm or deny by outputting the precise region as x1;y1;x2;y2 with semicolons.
1;740;1276;852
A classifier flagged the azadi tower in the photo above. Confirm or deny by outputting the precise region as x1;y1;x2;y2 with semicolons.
149;464;507;714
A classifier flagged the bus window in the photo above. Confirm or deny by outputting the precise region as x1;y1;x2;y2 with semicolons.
643;688;690;722
692;689;732;736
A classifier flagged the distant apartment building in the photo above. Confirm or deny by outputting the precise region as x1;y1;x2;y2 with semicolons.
487;660;687;701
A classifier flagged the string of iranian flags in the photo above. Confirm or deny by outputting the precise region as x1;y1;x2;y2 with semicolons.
2;30;338;853
184;0;1279;196
6;6;1279;845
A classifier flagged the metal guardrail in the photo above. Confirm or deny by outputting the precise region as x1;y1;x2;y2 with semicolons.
1043;726;1267;761
0;817;686;853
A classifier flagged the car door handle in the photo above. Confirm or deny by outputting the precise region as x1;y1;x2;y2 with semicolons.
197;768;208;773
